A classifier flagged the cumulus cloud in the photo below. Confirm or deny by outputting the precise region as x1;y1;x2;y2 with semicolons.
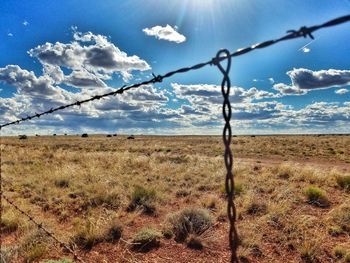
288;68;350;90
143;25;186;43
0;65;62;97
335;88;349;95
28;31;151;82
272;68;350;96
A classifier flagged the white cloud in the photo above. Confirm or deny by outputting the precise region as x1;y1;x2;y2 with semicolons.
143;25;186;43
302;47;310;53
335;88;349;95
28;31;151;82
23;20;29;26
8;33;13;37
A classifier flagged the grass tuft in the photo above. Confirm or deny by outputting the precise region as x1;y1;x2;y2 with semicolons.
128;186;157;214
304;186;330;207
336;175;350;190
166;208;212;243
131;227;162;252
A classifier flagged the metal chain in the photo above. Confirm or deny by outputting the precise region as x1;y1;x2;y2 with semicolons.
1;193;85;263
0;14;349;130
213;49;239;263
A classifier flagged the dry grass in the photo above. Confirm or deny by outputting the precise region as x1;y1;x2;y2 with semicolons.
1;135;350;262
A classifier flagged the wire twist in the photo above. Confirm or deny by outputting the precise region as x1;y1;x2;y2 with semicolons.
214;49;239;263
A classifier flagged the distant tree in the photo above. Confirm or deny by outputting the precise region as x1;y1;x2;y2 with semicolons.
81;133;89;138
53;134;57;136
113;134;117;137
106;134;112;137
19;135;28;140
127;135;135;140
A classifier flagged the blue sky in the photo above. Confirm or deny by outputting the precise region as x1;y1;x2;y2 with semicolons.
0;0;349;135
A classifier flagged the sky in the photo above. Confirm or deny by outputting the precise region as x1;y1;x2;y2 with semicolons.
0;0;350;135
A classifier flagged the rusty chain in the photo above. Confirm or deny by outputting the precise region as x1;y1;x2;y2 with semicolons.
0;14;349;130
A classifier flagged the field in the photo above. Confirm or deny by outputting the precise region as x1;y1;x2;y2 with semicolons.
1;135;350;263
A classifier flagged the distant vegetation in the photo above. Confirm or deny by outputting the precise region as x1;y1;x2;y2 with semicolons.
1;135;349;262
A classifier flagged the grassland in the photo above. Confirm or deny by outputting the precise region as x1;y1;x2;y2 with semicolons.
1;135;350;263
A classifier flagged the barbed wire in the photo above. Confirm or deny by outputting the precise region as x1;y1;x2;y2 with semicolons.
0;14;349;130
1;193;85;263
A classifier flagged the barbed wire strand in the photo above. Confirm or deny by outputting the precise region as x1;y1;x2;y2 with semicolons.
0;14;349;130
0;193;85;263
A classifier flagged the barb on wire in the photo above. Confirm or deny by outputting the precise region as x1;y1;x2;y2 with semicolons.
0;14;349;130
1;194;85;263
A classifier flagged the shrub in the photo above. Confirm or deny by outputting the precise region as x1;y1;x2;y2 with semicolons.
246;201;268;215
186;234;204;250
345;253;350;263
20;230;49;262
304;186;330;207
104;220;123;242
1;211;20;233
54;177;69;188
127;135;135;139
106;134;112;137
19;135;27;140
81;133;88;138
166;208;212;242
128;186;156;214
71;220;103;250
336;175;350;190
333;246;346;259
330;204;350;233
131;228;161;252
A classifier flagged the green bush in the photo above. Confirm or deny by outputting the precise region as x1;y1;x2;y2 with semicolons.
131;228;162;252
20;230;49;262
128;186;157;214
336;175;350;190
304;186;330;207
42;259;73;263
333;246;346;259
166;208;212;242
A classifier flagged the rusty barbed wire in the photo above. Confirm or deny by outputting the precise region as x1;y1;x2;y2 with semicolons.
1;193;85;263
0;14;349;130
213;49;239;263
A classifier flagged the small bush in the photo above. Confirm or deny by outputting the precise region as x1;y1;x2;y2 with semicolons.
166;208;212;242
71;220;103;250
186;234;204;250
336;175;350;190
131;228;161;252
330;204;350;233
246;201;268;215
128;186;156;214
81;133;88;138
1;211;20;233
333;246;346;259
106;134;112;137
127;135;135;139
104;220;123;242
20;230;50;263
54;178;69;188
304;186;330;207
19;135;27;140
